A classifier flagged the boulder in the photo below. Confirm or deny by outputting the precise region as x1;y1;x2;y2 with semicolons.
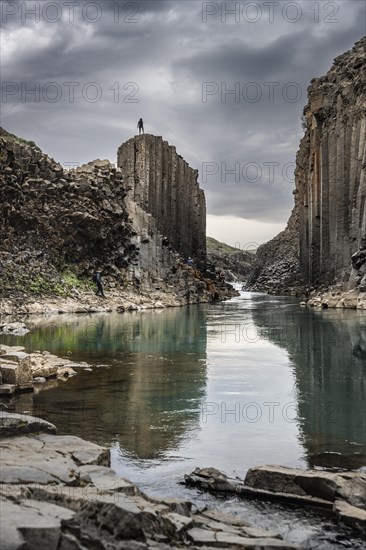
0;354;33;390
244;465;366;508
0;412;57;438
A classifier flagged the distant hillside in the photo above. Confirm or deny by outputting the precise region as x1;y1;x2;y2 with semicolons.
206;236;256;281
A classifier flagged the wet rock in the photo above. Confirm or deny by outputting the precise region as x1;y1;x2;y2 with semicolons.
185;467;243;494
0;412;57;438
57;367;77;379
1;351;31;368
244;465;366;508
0;345;26;355
60;499;172;547
186;527;216;545
334;499;366;534
185;466;366;537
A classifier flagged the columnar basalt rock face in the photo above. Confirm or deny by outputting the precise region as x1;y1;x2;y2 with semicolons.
1;128;235;310
249;38;366;302
298;38;366;287
117;134;207;267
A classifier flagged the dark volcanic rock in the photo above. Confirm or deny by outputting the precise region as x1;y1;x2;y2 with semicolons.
118;134;207;269
248;38;366;301
0;129;235;309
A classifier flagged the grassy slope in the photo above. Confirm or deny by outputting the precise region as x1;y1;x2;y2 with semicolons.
206;236;256;256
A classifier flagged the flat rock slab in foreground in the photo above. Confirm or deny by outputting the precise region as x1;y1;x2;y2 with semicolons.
0;413;302;549
185;466;366;536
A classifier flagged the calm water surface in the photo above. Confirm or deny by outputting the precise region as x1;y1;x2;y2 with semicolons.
2;289;365;548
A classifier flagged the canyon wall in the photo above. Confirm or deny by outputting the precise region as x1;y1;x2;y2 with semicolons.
249;38;366;305
117;135;206;268
0;128;233;312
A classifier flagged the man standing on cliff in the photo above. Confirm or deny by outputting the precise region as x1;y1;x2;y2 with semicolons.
137;118;144;135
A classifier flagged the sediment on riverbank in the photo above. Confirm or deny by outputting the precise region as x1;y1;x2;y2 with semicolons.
0;412;302;550
303;287;366;310
0;273;237;318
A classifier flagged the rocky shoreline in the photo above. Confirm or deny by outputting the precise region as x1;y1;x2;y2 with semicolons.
303;287;366;310
0;412;302;550
185;467;366;536
1;412;365;549
0;344;91;396
0;278;237;320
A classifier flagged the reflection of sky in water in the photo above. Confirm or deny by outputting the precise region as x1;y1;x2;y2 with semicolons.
1;292;365;478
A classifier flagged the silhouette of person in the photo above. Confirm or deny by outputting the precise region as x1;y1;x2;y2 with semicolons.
137;118;144;135
93;269;106;298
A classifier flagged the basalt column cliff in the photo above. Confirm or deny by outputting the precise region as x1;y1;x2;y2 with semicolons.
0;128;231;315
117;135;206;267
249;38;366;308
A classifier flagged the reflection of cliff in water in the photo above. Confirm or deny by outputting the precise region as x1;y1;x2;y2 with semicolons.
252;306;366;468
5;307;208;460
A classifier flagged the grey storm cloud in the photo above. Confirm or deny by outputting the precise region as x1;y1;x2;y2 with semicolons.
1;0;365;230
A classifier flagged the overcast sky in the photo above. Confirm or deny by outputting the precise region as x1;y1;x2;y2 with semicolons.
1;0;365;247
